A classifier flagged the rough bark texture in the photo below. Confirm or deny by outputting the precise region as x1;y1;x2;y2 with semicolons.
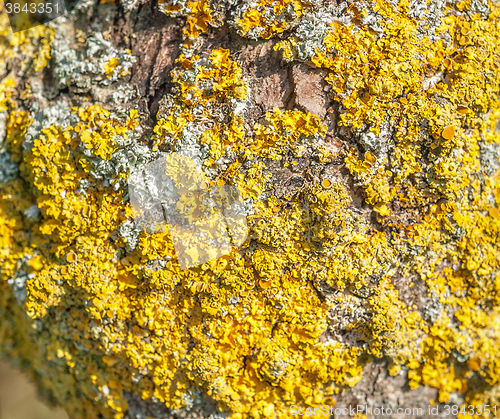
1;1;500;419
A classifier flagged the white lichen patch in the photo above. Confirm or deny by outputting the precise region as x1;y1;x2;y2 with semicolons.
24;100;76;151
0;111;18;184
479;141;500;176
51;27;136;89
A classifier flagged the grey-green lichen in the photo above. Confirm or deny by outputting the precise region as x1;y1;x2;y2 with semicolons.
2;0;500;419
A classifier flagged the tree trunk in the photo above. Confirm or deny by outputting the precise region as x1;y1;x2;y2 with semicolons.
1;1;499;418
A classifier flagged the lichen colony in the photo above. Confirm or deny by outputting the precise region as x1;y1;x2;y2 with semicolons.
0;0;500;418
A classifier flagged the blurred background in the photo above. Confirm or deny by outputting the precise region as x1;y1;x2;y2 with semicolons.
0;360;68;419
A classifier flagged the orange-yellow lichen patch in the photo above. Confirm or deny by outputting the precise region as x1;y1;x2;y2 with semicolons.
442;126;456;140
153;48;247;151
321;179;331;189
235;0;310;39
158;0;214;38
0;4;55;73
76;105;139;160
0;88;366;418
275;0;500;410
3;0;500;417
247;108;327;160
104;57;120;77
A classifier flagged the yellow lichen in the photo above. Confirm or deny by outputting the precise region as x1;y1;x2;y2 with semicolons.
2;0;500;418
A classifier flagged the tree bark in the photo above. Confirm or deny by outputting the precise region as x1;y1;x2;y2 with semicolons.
1;0;499;418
